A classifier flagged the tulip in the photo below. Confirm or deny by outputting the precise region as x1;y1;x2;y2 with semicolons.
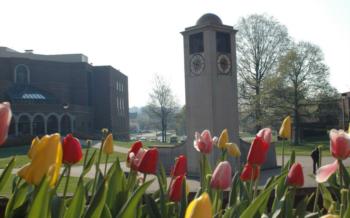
0;102;12;145
316;160;338;183
185;192;212;218
130;148;146;171
62;134;83;165
193;130;216;154
329;129;350;160
286;162;304;187
18;133;63;187
257;128;272;145
134;148;159;174
169;175;185;202
210;161;232;190
240;163;259;181
171;155;187;177
28;136;40;159
225;143;241;157
102;133;114;155
217;129;228;149
279;116;292;139
247;136;269;166
127;141;143;167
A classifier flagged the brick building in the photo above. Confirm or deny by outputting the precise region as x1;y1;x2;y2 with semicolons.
0;47;129;142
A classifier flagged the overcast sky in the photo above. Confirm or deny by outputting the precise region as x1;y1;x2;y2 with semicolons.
1;0;349;107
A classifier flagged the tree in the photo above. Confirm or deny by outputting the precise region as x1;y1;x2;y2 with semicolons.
236;14;290;131
277;41;330;144
146;74;178;143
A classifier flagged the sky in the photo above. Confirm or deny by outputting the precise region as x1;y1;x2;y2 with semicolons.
0;0;349;107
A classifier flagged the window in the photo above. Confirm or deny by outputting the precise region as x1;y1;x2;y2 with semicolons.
189;32;204;54
216;32;231;53
15;64;30;84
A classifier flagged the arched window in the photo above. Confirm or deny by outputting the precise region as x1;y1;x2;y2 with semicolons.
60;115;71;135
15;64;30;84
18;115;31;135
47;115;59;134
33;115;45;135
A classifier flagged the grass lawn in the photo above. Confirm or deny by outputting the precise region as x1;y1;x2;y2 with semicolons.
274;138;331;156
0;174;93;197
0;145;126;169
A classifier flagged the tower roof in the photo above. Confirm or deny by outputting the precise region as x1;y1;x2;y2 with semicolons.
196;13;223;26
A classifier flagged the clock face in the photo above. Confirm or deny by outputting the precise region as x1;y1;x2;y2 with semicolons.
217;54;231;74
190;54;205;75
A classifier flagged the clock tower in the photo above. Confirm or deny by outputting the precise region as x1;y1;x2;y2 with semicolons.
182;13;240;175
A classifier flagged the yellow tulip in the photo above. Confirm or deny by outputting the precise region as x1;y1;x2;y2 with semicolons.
103;133;114;155
225;142;241;157
217;129;228;149
320;215;339;218
279;116;292;139
348;123;350;134
18;134;62;187
27;136;40;159
185;192;212;218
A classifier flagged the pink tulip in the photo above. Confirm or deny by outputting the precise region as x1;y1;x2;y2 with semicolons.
256;128;272;145
193;130;216;154
316;160;338;183
329;129;350;160
210;161;232;190
0;102;12;145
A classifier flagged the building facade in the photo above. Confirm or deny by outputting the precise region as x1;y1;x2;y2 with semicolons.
0;47;129;142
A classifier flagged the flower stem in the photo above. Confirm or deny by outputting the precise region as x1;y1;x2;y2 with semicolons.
91;131;107;197
339;159;344;189
83;140;91;168
253;166;260;199
282;140;285;169
59;165;71;218
313;146;322;212
104;154;109;176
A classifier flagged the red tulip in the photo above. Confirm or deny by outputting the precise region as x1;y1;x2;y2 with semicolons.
0;102;12;145
127;141;143;167
62;134;83;165
329;129;350;160
210;161;232;190
193;130;216;154
240;163;259;181
256;128;272;145
169;175;185;202
133;148;159;174
130;148;146;171
287;162;304;187
171;155;187;177
247;136;269;166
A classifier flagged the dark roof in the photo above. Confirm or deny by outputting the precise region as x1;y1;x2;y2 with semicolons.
5;85;57;104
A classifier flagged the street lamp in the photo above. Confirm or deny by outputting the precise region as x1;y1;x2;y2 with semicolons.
341;93;347;130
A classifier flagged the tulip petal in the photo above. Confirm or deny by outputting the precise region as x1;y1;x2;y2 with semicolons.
316;160;338;183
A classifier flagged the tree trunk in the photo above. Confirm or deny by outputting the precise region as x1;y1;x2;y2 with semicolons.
255;85;262;132
293;84;300;145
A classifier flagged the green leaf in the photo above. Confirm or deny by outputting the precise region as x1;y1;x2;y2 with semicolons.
4;183;30;218
229;172;240;207
157;174;168;218
101;204;113;218
319;183;334;210
179;177;188;218
84;179;108;218
339;161;350;187
159;162;167;191
82;150;97;177
0;157;15;192
145;194;161;218
64;180;86;218
116;179;153;218
295;196;308;218
28;177;50;218
241;172;287;218
105;158;127;216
